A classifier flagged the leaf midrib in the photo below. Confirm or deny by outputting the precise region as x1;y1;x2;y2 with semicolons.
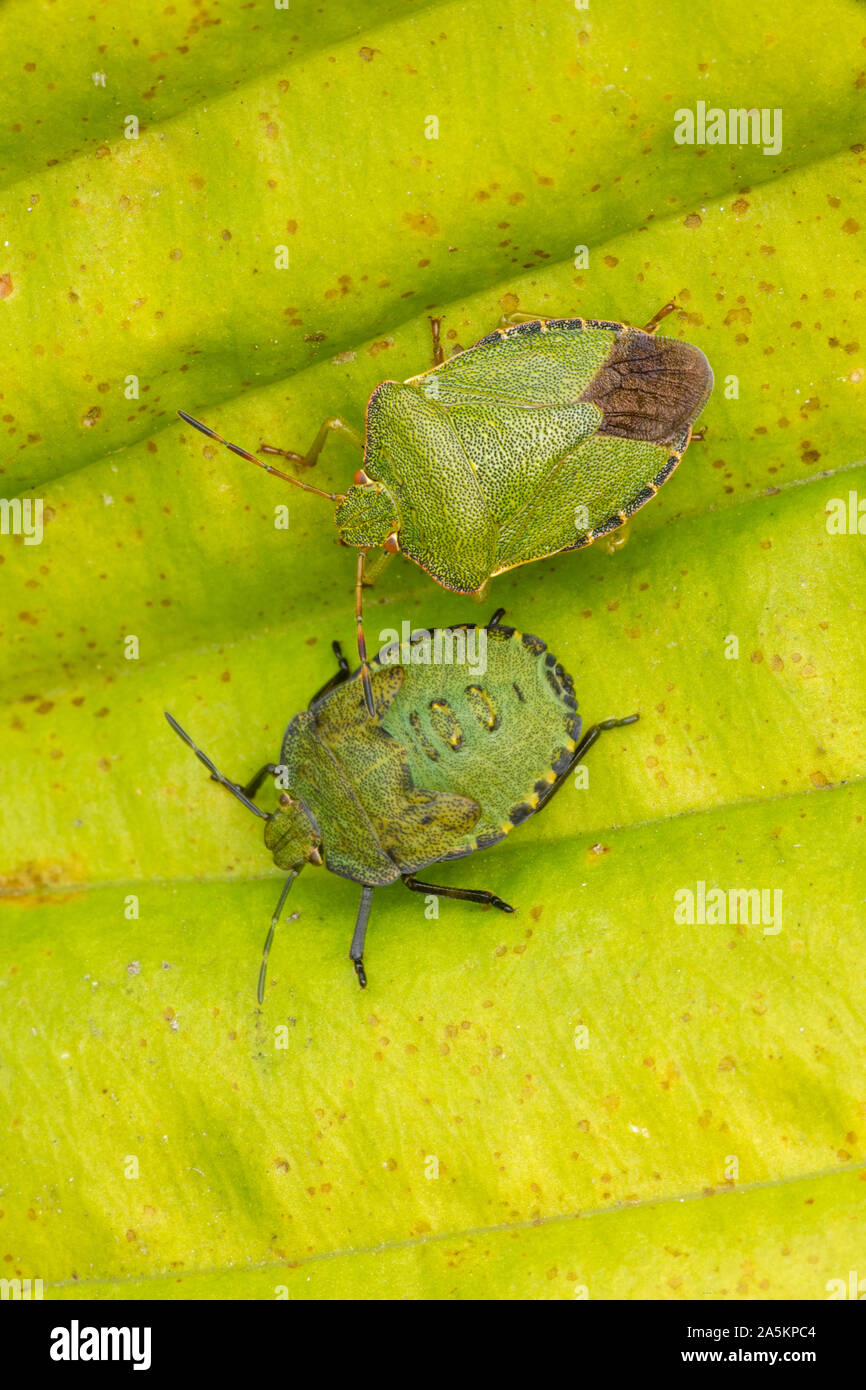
1;774;858;900
41;1157;866;1294
6;138;859;490
2;454;862;701
0;0;451;194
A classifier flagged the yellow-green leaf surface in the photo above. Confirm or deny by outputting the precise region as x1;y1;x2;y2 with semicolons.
1;0;865;1300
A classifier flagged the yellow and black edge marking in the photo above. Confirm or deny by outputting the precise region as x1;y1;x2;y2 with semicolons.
584;428;688;542
476;315;628;350
367;620;581;864
474;316;692;547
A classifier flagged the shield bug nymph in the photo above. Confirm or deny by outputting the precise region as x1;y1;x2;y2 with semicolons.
166;609;639;998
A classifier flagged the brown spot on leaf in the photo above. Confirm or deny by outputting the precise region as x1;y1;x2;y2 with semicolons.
403;211;439;236
0;857;86;897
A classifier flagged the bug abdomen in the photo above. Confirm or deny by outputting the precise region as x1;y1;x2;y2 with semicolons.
379;625;579;847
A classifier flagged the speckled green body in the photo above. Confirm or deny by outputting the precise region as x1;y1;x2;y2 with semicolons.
267;622;581;885
167;614;638;992
335;317;713;591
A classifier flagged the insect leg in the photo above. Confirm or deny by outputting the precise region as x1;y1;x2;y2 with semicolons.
310;641;352;704
486;607;507;629
571;713;640;764
536;714;641;813
349;884;375;988
355;550;376;717
596;516;633;555
642;301;679;334
241;763;281;800
469;578;491;604
402;874;514;913
178;411;344;501
429;315;445;366
257;873;298;1005
361;548;394;589
164;712;269;820
259;416;363;469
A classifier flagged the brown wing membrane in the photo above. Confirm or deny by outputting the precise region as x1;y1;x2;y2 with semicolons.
580;327;713;446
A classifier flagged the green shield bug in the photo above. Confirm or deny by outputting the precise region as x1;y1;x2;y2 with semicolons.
177;302;709;714
165;610;638;999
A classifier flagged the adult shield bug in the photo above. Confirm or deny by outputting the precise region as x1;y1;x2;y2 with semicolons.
178;304;710;714
165;610;638;999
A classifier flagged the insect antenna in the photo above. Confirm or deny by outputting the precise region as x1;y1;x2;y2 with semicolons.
177;411;344;502
257;874;297;1005
164;712;269;819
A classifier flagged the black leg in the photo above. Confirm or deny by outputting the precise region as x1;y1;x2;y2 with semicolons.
310;640;351;704
402;873;514;913
239;763;280;800
536;713;640;813
572;713;640;764
349;885;375;987
486;607;507;629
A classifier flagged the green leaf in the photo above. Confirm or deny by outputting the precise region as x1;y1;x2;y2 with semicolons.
1;0;864;1300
